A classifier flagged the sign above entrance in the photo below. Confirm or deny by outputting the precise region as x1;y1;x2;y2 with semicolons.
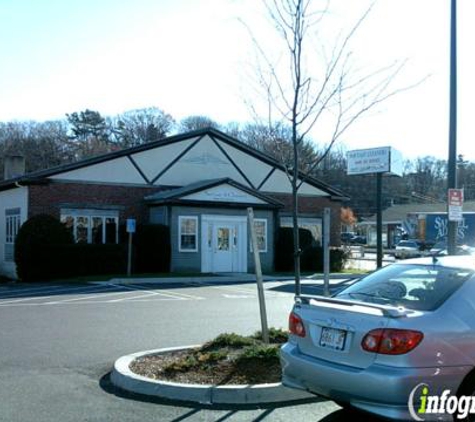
347;147;403;176
183;184;266;204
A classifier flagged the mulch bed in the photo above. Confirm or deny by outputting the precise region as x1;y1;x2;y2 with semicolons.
130;348;282;385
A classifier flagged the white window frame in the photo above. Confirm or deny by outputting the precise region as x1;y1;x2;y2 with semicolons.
178;216;198;252
4;208;21;262
251;218;268;253
60;209;119;244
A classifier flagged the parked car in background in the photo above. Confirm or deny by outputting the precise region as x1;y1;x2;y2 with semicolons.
394;239;424;259
340;232;356;244
435;244;475;257
281;256;475;421
340;232;366;245
349;235;366;245
429;240;447;255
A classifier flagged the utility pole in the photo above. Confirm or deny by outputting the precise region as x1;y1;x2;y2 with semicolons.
447;0;458;255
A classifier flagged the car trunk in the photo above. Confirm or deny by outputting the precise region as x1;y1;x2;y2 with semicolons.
293;297;395;369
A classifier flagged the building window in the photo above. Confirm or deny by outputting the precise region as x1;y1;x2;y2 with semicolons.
251;219;267;253
179;216;198;252
60;210;119;244
4;208;21;262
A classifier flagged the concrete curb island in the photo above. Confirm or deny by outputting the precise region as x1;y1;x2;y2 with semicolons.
110;346;317;405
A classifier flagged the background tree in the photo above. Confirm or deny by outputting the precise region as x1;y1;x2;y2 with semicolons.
248;0;410;293
112;107;175;148
179;115;220;132
341;207;357;228
66;109;113;159
0;120;73;179
405;156;447;203
237;122;318;173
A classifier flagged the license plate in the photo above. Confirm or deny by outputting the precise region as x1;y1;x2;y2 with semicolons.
319;327;347;351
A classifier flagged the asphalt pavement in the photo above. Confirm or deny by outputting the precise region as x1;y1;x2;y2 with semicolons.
0;277;384;422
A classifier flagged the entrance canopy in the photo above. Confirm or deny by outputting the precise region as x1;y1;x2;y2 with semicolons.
144;178;283;209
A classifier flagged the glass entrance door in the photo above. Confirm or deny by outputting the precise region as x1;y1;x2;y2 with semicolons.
212;224;235;272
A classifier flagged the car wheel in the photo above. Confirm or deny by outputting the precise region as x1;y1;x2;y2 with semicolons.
457;372;475;421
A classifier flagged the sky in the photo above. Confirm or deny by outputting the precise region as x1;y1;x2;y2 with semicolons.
1;0;474;162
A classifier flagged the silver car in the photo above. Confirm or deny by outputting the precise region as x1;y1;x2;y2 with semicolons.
394;239;424;259
281;256;475;421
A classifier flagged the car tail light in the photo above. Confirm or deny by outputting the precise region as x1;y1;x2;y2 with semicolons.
362;329;423;355
289;312;306;337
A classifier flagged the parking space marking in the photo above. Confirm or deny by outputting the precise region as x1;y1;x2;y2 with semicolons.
42;286;138;304
0;284;101;299
0;285;109;304
110;284;205;301
197;282;289;298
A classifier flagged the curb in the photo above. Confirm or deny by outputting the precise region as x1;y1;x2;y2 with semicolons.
96;274;362;286
110;346;317;405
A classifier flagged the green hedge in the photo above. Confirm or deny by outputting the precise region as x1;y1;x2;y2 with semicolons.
275;227;313;272
14;214;74;282
301;246;348;272
133;224;171;273
50;243;127;279
14;215;165;281
275;227;347;272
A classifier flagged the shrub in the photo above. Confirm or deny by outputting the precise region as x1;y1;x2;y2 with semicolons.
14;214;74;282
238;344;280;362
275;227;314;272
50;243;127;278
201;333;255;351
134;224;171;273
252;328;288;344
301;246;348;272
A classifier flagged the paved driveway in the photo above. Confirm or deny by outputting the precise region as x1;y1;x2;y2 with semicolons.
0;279;383;422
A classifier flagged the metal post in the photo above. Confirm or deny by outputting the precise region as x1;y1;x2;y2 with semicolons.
127;232;133;277
376;173;383;268
247;207;269;344
323;208;331;297
447;0;458;255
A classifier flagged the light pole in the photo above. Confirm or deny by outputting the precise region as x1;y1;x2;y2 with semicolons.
447;0;458;255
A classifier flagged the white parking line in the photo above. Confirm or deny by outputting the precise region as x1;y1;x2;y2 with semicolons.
104;284;199;303
131;284;205;300
0;284;98;299
42;286;135;304
0;285;108;304
197;282;288;298
0;297;181;307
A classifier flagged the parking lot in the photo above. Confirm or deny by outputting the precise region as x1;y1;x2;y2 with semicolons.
0;277;386;422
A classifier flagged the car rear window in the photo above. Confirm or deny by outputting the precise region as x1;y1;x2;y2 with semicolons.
337;264;473;311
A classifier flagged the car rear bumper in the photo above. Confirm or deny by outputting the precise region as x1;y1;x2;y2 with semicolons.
281;342;471;421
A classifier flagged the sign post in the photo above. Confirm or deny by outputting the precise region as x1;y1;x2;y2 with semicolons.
448;188;464;222
323;208;331;297
247;207;269;344
126;218;136;277
347;147;402;269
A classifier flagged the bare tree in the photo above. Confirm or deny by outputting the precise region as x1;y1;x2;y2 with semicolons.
0;120;73;178
179;115;220;132
247;0;416;293
112;107;175;148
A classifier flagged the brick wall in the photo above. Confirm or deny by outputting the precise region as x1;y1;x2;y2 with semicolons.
28;182;159;223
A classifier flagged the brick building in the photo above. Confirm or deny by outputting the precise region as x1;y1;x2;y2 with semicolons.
0;128;346;278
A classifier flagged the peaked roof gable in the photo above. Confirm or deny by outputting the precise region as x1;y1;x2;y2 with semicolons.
145;178;283;208
0;128;346;199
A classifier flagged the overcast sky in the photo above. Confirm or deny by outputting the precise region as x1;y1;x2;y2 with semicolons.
1;0;474;161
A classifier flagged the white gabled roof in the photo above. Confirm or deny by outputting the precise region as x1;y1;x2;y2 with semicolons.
0;128;347;199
